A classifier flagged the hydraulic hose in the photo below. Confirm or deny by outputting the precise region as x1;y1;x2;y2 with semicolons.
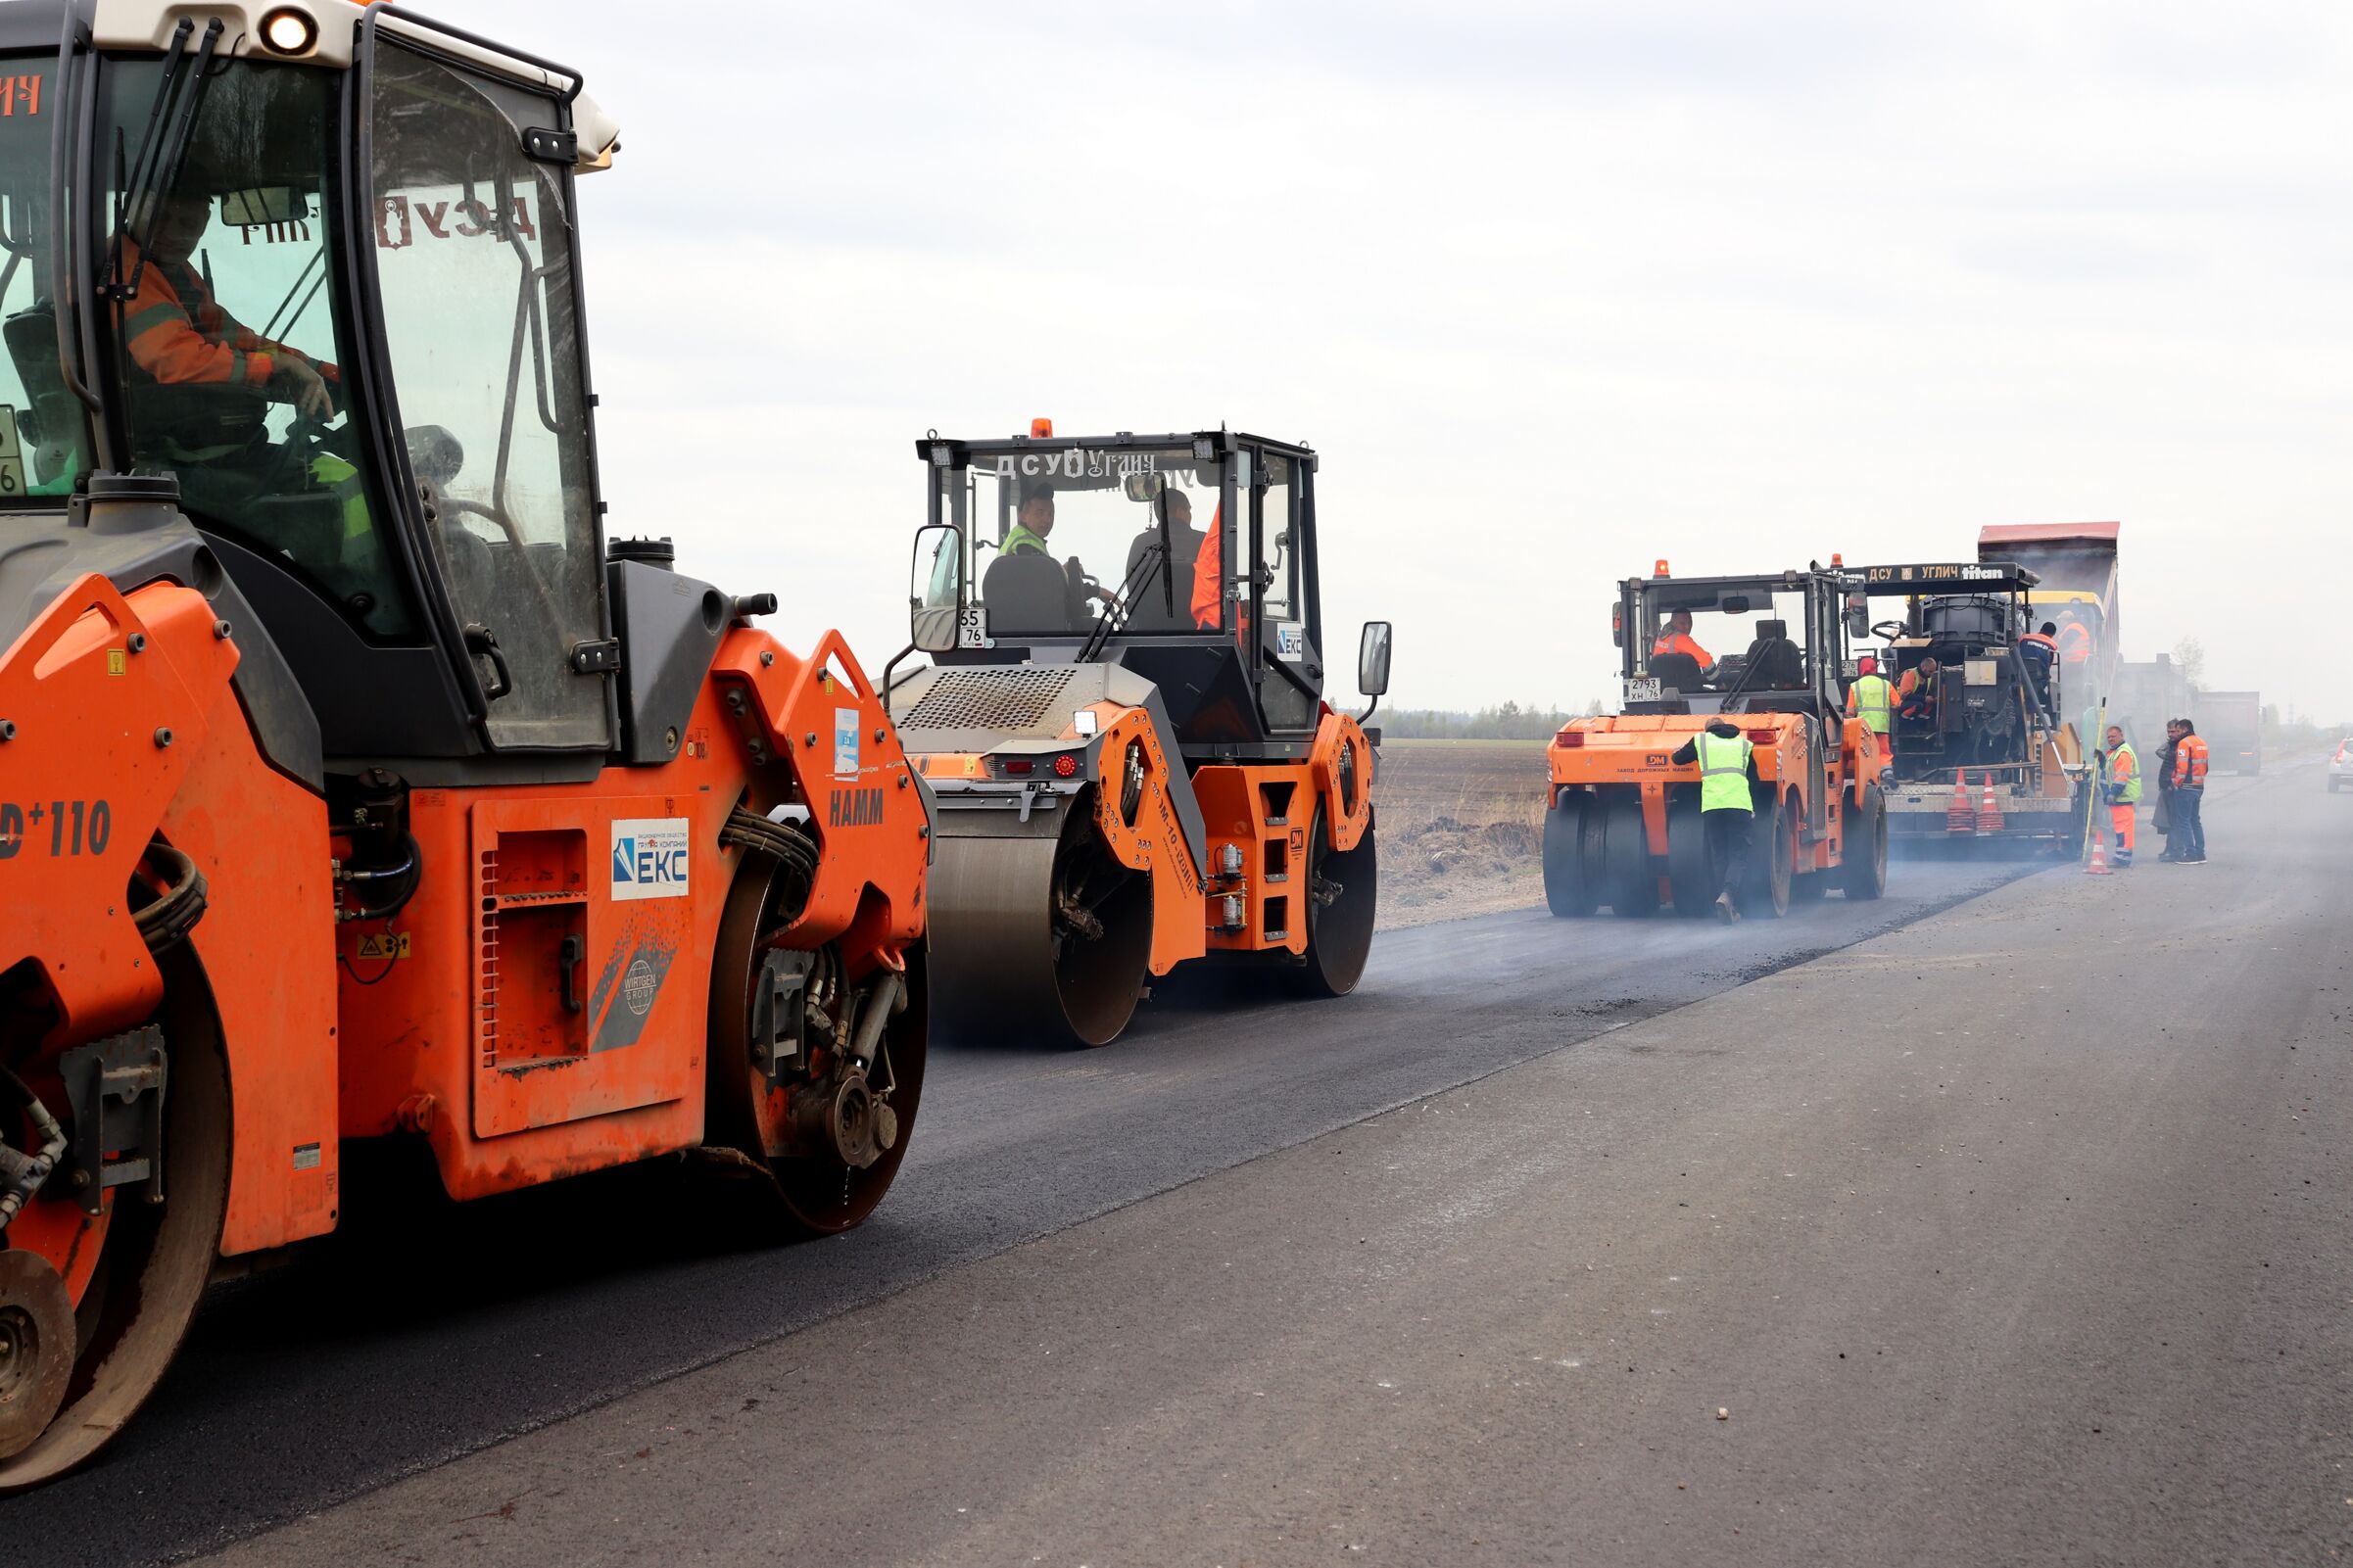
720;805;819;920
0;1066;67;1231
131;840;207;955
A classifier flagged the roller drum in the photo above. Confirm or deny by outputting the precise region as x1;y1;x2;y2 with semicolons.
930;800;1151;1048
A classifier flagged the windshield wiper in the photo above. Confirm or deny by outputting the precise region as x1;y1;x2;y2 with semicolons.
1078;541;1172;664
101;17;221;305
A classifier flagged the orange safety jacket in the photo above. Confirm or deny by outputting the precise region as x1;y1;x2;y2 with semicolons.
1651;631;1712;667
1189;501;1225;630
2056;623;2090;664
2019;631;2057;655
118;242;337;393
2173;734;2209;787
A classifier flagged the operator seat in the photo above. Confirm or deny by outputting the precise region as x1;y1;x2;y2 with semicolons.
1649;650;1705;695
1119;524;1206;632
982;548;1080;634
1743;620;1804;689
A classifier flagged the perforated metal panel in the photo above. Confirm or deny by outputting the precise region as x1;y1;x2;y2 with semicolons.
901;668;1079;732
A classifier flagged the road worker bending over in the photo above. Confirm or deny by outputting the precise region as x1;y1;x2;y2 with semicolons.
1672;716;1759;922
1847;655;1895;777
2101;724;2140;868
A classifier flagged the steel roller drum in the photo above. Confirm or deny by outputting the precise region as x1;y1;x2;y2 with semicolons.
929;799;1152;1049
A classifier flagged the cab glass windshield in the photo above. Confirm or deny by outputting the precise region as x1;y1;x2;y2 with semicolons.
0;58;87;497
1639;584;1812;695
934;445;1221;639
99;56;413;634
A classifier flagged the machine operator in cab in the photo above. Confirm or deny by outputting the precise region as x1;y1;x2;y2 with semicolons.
120;187;339;424
1004;482;1116;621
1653;610;1716;678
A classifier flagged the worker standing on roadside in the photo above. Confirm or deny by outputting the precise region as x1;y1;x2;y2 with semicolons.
2168;717;2209;864
2101;724;2140;868
1671;716;1759;923
1847;655;1895;775
2154;722;2180;859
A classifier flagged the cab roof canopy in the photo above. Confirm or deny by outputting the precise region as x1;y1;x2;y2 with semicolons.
915;429;1315;495
1847;561;2039;596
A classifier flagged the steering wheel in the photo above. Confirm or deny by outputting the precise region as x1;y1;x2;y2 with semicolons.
258;412;335;494
1870;619;1907;641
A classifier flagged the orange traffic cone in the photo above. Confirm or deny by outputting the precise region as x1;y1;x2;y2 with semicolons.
1976;772;2004;836
2085;820;2112;875
1946;770;1977;833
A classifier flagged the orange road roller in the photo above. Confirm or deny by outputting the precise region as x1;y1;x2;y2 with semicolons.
892;424;1391;1046
0;3;927;1487
1544;561;1888;917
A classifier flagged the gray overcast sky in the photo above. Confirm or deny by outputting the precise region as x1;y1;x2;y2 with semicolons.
471;0;2351;721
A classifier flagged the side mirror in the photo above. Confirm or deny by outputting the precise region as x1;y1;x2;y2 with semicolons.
1358;620;1392;698
910;523;962;654
1610;603;1624;649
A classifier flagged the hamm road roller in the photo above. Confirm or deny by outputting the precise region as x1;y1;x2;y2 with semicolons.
0;1;928;1488
1544;560;1887;917
894;423;1390;1046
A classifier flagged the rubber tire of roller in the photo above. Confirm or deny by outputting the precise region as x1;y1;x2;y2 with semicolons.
1542;793;1597;918
1602;791;1657;919
1840;784;1889;900
1742;797;1793;919
1663;793;1716;919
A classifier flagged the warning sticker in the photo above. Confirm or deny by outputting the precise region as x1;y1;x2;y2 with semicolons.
834;708;860;777
610;817;691;901
356;931;411;960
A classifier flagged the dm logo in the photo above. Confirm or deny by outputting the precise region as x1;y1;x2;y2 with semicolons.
610;818;691;902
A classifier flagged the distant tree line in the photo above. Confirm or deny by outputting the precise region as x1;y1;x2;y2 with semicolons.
1378;700;1603;740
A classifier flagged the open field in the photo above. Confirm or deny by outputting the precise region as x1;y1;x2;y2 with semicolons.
1373;737;1552;928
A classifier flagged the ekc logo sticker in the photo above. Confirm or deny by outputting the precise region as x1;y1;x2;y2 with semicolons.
610;818;691;901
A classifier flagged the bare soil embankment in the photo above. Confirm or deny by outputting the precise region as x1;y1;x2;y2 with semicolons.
1372;738;1550;929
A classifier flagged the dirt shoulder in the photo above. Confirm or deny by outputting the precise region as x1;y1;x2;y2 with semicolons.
1373;737;1551;929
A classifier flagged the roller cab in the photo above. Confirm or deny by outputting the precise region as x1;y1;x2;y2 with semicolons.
895;426;1390;1046
1544;561;1887;918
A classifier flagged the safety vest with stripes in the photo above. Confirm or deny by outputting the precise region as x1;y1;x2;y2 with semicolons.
1849;674;1893;735
2174;735;2209;787
1696;731;1753;814
2109;741;2141;804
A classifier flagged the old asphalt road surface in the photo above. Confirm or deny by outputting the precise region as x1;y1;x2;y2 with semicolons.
18;770;2324;1565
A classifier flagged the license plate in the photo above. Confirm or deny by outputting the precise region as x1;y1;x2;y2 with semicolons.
1624;676;1662;703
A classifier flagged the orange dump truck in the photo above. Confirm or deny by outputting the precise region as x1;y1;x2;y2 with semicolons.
1543;563;1887;917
